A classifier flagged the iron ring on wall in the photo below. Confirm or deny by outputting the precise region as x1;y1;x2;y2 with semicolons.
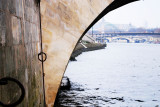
38;52;47;62
0;77;25;107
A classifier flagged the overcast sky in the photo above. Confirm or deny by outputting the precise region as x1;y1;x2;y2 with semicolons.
104;0;160;28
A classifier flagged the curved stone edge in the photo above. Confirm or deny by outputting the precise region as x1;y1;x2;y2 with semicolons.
40;0;139;106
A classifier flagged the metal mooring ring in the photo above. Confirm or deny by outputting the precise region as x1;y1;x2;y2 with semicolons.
0;77;25;107
38;52;47;62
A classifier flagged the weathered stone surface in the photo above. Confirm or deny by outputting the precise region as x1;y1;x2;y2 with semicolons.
0;0;44;106
11;16;22;45
41;0;114;106
0;0;137;106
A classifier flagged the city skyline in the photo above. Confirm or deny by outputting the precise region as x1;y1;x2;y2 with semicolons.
103;0;160;28
90;19;160;33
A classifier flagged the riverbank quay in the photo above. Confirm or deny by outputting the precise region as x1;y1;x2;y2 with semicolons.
70;43;107;61
56;42;107;94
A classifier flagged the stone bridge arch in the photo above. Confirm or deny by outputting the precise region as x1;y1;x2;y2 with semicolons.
134;38;147;43
104;38;110;43
113;38;130;43
40;0;139;106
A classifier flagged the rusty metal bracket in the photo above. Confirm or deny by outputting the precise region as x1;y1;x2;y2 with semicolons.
38;52;47;62
0;77;25;107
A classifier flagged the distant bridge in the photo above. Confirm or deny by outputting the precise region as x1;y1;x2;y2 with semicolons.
94;34;160;43
93;32;160;36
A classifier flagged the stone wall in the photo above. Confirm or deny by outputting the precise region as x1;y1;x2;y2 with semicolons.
0;0;44;106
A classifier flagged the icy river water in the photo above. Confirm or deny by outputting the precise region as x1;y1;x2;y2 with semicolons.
55;43;160;107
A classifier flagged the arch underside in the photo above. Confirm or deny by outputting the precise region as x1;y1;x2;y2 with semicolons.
40;0;139;106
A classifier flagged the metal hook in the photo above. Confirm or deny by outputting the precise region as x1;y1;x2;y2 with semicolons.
0;77;25;107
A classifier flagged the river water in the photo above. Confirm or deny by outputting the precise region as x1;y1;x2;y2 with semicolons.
55;43;160;107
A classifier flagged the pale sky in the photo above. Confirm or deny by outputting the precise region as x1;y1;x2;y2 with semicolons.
104;0;160;28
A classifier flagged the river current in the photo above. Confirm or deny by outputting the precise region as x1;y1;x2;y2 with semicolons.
55;43;160;107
